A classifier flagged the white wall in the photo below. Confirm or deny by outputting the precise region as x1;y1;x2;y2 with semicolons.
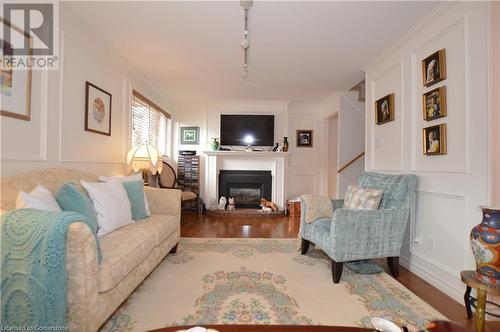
0;4;169;177
170;101;327;203
327;115;338;197
287;103;324;199
365;2;490;302
337;91;365;197
320;91;365;198
492;2;500;206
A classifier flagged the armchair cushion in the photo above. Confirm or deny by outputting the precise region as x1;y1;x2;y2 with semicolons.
181;191;197;201
328;207;409;261
301;194;334;224
302;217;333;251
343;185;384;210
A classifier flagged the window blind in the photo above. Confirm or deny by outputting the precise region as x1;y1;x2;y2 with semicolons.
131;90;171;156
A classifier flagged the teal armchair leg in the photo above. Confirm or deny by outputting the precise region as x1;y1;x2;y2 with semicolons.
300;238;310;255
332;259;343;283
387;257;399;278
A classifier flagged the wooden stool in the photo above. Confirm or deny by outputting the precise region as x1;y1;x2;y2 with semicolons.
460;270;500;332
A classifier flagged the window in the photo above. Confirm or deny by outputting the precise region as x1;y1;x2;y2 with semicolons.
131;90;171;156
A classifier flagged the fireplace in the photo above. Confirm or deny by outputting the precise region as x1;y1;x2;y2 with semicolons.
219;170;272;208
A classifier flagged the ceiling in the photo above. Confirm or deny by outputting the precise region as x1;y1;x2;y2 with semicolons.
66;1;439;102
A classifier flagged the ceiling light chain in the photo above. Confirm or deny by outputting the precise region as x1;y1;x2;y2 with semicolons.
241;0;253;79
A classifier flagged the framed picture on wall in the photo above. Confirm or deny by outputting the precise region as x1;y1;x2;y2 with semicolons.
423;123;447;156
180;126;200;145
0;19;32;121
423;86;447;121
375;93;395;125
296;130;313;147
85;81;112;136
422;49;446;87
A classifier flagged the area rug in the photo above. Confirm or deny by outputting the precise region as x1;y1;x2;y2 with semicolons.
100;238;446;332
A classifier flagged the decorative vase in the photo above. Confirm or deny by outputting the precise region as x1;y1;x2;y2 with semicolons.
282;137;289;152
470;206;500;284
210;138;220;151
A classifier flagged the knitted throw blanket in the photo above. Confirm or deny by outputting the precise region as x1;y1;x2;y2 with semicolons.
1;209;101;329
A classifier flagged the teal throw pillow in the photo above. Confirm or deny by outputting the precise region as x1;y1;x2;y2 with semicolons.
55;183;99;233
122;180;148;220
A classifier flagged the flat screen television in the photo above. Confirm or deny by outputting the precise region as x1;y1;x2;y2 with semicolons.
220;114;275;147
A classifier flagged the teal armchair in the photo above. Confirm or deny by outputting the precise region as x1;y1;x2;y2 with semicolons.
300;172;418;283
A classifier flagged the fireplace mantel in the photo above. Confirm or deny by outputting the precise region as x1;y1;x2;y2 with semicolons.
202;150;290;210
203;151;290;157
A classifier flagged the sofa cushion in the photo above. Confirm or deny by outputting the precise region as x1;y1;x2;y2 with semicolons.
132;214;179;247
97;214;179;292
98;223;155;292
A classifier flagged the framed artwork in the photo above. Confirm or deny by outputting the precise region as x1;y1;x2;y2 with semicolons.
423;123;447;156
0;19;32;121
375;93;395;125
85;81;112;136
423;86;447;121
296;130;313;147
180;126;199;145
422;49;446;87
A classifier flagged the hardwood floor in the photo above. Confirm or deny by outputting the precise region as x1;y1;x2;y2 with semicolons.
180;212;500;332
181;211;300;238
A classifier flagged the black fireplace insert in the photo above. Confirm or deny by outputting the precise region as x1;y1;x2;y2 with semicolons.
219;170;272;208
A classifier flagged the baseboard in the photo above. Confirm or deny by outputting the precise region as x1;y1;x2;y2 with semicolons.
400;256;464;304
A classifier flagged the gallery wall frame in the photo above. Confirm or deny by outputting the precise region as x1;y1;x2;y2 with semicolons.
375;93;395;125
422;49;447;87
85;81;112;136
0;18;32;121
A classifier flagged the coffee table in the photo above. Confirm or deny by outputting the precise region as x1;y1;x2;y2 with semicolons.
149;326;373;332
148;320;469;332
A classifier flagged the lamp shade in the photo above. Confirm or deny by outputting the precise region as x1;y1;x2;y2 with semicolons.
126;144;163;174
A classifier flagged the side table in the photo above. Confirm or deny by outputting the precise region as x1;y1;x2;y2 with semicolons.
460;270;500;332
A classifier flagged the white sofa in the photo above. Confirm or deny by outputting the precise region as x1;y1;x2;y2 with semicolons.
0;168;181;331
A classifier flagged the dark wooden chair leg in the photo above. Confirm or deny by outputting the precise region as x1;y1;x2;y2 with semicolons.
387;256;399;278
170;243;178;254
331;259;344;283
300;238;310;255
464;286;473;319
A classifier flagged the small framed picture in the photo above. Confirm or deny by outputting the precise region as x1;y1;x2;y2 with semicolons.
296;130;313;147
423;86;447;121
85;81;112;136
180;126;199;145
423;124;447;156
1;19;32;121
422;49;446;87
375;93;395;125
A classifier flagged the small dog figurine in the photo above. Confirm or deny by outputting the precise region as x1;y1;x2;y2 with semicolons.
227;197;236;211
218;196;227;210
260;198;278;212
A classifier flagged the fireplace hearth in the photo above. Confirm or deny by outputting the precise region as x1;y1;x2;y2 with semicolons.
219;170;272;208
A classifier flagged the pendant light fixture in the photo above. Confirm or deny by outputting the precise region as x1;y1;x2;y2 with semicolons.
241;0;253;79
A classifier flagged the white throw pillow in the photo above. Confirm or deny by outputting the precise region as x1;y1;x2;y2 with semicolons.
99;174;151;216
81;180;134;236
15;184;61;212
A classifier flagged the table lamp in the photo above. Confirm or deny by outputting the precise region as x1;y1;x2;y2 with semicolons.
126;144;163;185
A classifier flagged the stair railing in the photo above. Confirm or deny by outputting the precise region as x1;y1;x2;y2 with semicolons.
337;152;365;173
